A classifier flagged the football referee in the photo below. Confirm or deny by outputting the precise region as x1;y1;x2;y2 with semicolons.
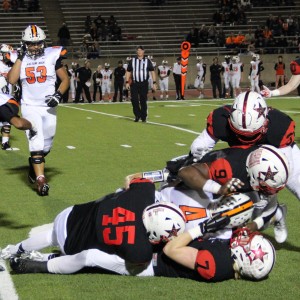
125;46;157;122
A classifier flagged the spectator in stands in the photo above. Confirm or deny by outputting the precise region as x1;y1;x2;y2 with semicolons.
87;42;100;59
214;28;226;47
84;15;92;33
275;35;288;53
289;34;300;53
208;25;217;43
225;32;236;49
243;28;255;53
235;31;245;46
266;14;275;30
89;23;99;41
111;22;122;42
81;34;92;59
282;19;289;36
57;23;71;47
11;0;18;11
240;0;252;9
199;24;208;43
262;26;272;43
2;0;11;12
94;15;106;29
186;23;199;47
272;16;283;37
27;0;39;12
107;15;116;35
212;10;223;25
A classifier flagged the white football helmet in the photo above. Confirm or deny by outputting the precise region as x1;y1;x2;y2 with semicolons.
126;56;132;61
0;44;13;62
196;56;202;61
210;193;254;228
225;55;231;61
252;53;260;61
0;75;9;94
148;55;153;60
162;60;168;65
229;91;268;143
231;229;276;280
232;55;240;63
22;25;46;59
246;145;290;195
143;201;186;244
104;63;110;68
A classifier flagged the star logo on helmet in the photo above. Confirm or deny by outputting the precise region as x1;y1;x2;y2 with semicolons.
165;224;181;238
254;103;266;119
249;245;267;263
260;166;278;181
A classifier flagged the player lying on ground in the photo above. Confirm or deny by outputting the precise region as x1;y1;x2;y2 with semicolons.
2;202;275;282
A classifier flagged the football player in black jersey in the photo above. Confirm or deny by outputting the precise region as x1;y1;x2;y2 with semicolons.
190;91;299;203
1;178;157;273
7;214;276;283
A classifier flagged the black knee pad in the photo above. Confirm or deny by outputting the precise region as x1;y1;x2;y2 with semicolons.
1;125;11;134
30;151;45;164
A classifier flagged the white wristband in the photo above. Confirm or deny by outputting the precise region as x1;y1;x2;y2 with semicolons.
188;226;203;240
271;89;280;96
202;179;221;194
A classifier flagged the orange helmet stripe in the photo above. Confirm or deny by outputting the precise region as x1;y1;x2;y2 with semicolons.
31;25;38;37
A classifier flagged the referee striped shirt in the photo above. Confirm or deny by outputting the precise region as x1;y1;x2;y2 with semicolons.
127;57;154;82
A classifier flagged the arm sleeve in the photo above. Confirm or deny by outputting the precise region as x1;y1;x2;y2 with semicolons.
190;129;217;154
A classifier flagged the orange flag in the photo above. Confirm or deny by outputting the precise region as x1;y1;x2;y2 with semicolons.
181;41;191;98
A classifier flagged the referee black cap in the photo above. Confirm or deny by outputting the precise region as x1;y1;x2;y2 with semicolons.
136;45;144;50
177;56;181;61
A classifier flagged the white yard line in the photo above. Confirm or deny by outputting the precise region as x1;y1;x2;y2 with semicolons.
0;260;19;300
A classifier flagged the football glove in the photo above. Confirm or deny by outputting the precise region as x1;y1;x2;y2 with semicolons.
17;46;26;61
200;214;230;234
45;91;62;107
188;214;230;239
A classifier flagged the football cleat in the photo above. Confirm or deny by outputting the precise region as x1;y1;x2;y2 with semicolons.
1;141;12;150
28;157;36;184
0;245;15;260
9;256;48;274
274;204;287;243
36;176;50;196
21;250;44;261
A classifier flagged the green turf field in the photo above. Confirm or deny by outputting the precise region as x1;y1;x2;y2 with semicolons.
0;97;299;299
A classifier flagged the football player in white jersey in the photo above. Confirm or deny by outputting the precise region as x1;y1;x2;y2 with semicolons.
194;56;206;98
69;62;77;101
230;56;243;97
157;60;171;100
221;55;232;98
148;55;157;100
100;63;113;102
249;54;263;93
122;56;131;101
8;25;70;196
0;43;15;150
